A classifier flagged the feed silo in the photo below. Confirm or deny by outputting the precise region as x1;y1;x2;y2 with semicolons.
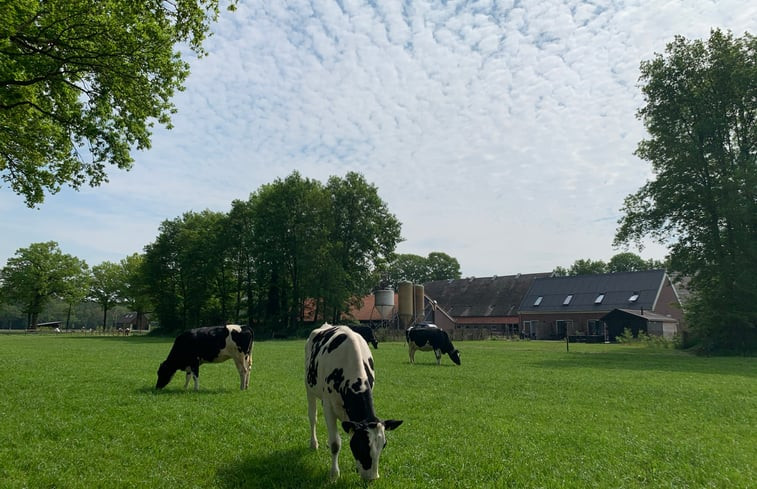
398;282;414;329
413;284;425;323
373;288;395;320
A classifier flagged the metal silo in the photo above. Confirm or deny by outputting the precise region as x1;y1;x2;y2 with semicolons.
398;282;414;329
413;284;425;323
373;288;395;319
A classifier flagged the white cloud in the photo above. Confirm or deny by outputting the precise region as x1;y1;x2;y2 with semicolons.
2;0;755;276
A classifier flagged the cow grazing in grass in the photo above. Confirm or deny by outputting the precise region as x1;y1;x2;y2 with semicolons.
406;324;461;365
156;324;254;391
348;325;379;349
305;323;402;480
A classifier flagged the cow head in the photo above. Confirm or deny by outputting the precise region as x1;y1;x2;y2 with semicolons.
448;349;461;365
155;361;176;389
342;419;403;480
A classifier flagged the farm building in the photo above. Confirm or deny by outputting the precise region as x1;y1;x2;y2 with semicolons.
518;269;685;341
115;312;150;331
342;274;549;339
423;273;551;338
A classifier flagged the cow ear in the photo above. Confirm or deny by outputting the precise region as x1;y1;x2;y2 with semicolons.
383;419;403;431
342;421;358;433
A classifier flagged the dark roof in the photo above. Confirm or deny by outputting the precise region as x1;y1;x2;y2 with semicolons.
602;308;678;323
424;273;551;318
519;269;667;313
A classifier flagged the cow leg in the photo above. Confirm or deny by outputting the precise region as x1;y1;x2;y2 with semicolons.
408;344;416;364
243;355;251;389
323;404;341;479
307;392;319;450
183;368;192;389
435;349;442;365
233;355;250;390
189;362;200;391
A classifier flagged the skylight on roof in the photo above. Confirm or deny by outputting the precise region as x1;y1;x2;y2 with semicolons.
563;294;573;305
629;293;639;302
533;296;543;306
595;293;605;304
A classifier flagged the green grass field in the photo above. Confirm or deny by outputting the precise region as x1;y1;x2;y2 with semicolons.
0;334;754;488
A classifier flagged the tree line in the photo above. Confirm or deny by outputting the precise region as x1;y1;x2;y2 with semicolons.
0;172;407;335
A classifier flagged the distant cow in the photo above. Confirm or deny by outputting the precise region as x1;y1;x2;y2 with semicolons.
305;323;402;480
406;324;461;365
156;324;254;390
349;325;379;349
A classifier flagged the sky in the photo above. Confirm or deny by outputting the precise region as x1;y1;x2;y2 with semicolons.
2;0;756;278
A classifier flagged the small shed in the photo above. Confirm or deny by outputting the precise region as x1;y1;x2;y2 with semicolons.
601;308;679;340
115;312;150;331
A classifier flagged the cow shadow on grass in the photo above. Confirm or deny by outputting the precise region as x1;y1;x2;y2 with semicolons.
215;446;363;489
136;385;239;396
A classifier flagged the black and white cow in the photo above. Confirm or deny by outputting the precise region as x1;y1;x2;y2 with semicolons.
348;325;379;349
156;324;254;390
406;324;461;365
305;323;402;480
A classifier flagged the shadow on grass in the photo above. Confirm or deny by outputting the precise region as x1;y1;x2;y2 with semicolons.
534;350;757;378
216;446;360;489
136;385;245;396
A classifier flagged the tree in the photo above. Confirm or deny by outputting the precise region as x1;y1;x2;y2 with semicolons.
90;261;123;331
552;253;665;276
323;172;402;321
142;210;228;332
386;252;462;287
608;252;666;273
1;0;236;207
615;29;757;353
426;252;462;282
59;262;91;330
118;253;152;330
248;172;331;331
0;241;87;327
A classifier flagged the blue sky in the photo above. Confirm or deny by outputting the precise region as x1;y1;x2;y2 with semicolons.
2;0;755;277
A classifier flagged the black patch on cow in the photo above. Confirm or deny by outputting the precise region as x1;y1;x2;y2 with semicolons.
326;367;345;390
349;428;373;471
306;326;341;387
230;326;254;355
326;332;348;353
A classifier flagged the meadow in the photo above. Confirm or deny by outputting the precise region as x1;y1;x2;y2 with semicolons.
0;334;754;489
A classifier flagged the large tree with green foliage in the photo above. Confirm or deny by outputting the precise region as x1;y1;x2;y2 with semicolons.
142;210;228;331
248;172;332;331
552;253;666;276
387;252;462;287
90;261;123;331
0;0;235;206
323;172;402;321
0;241;88;327
615;29;757;353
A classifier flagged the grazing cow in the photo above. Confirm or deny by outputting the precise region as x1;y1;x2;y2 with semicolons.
156;324;253;391
406;324;461;365
305;323;402;480
348;325;379;349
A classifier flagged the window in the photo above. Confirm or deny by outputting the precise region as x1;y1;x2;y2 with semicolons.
587;319;603;335
629;292;639;302
563;294;573;305
594;293;605;304
533;296;543;306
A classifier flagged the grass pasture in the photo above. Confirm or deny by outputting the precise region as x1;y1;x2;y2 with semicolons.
0;335;754;488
